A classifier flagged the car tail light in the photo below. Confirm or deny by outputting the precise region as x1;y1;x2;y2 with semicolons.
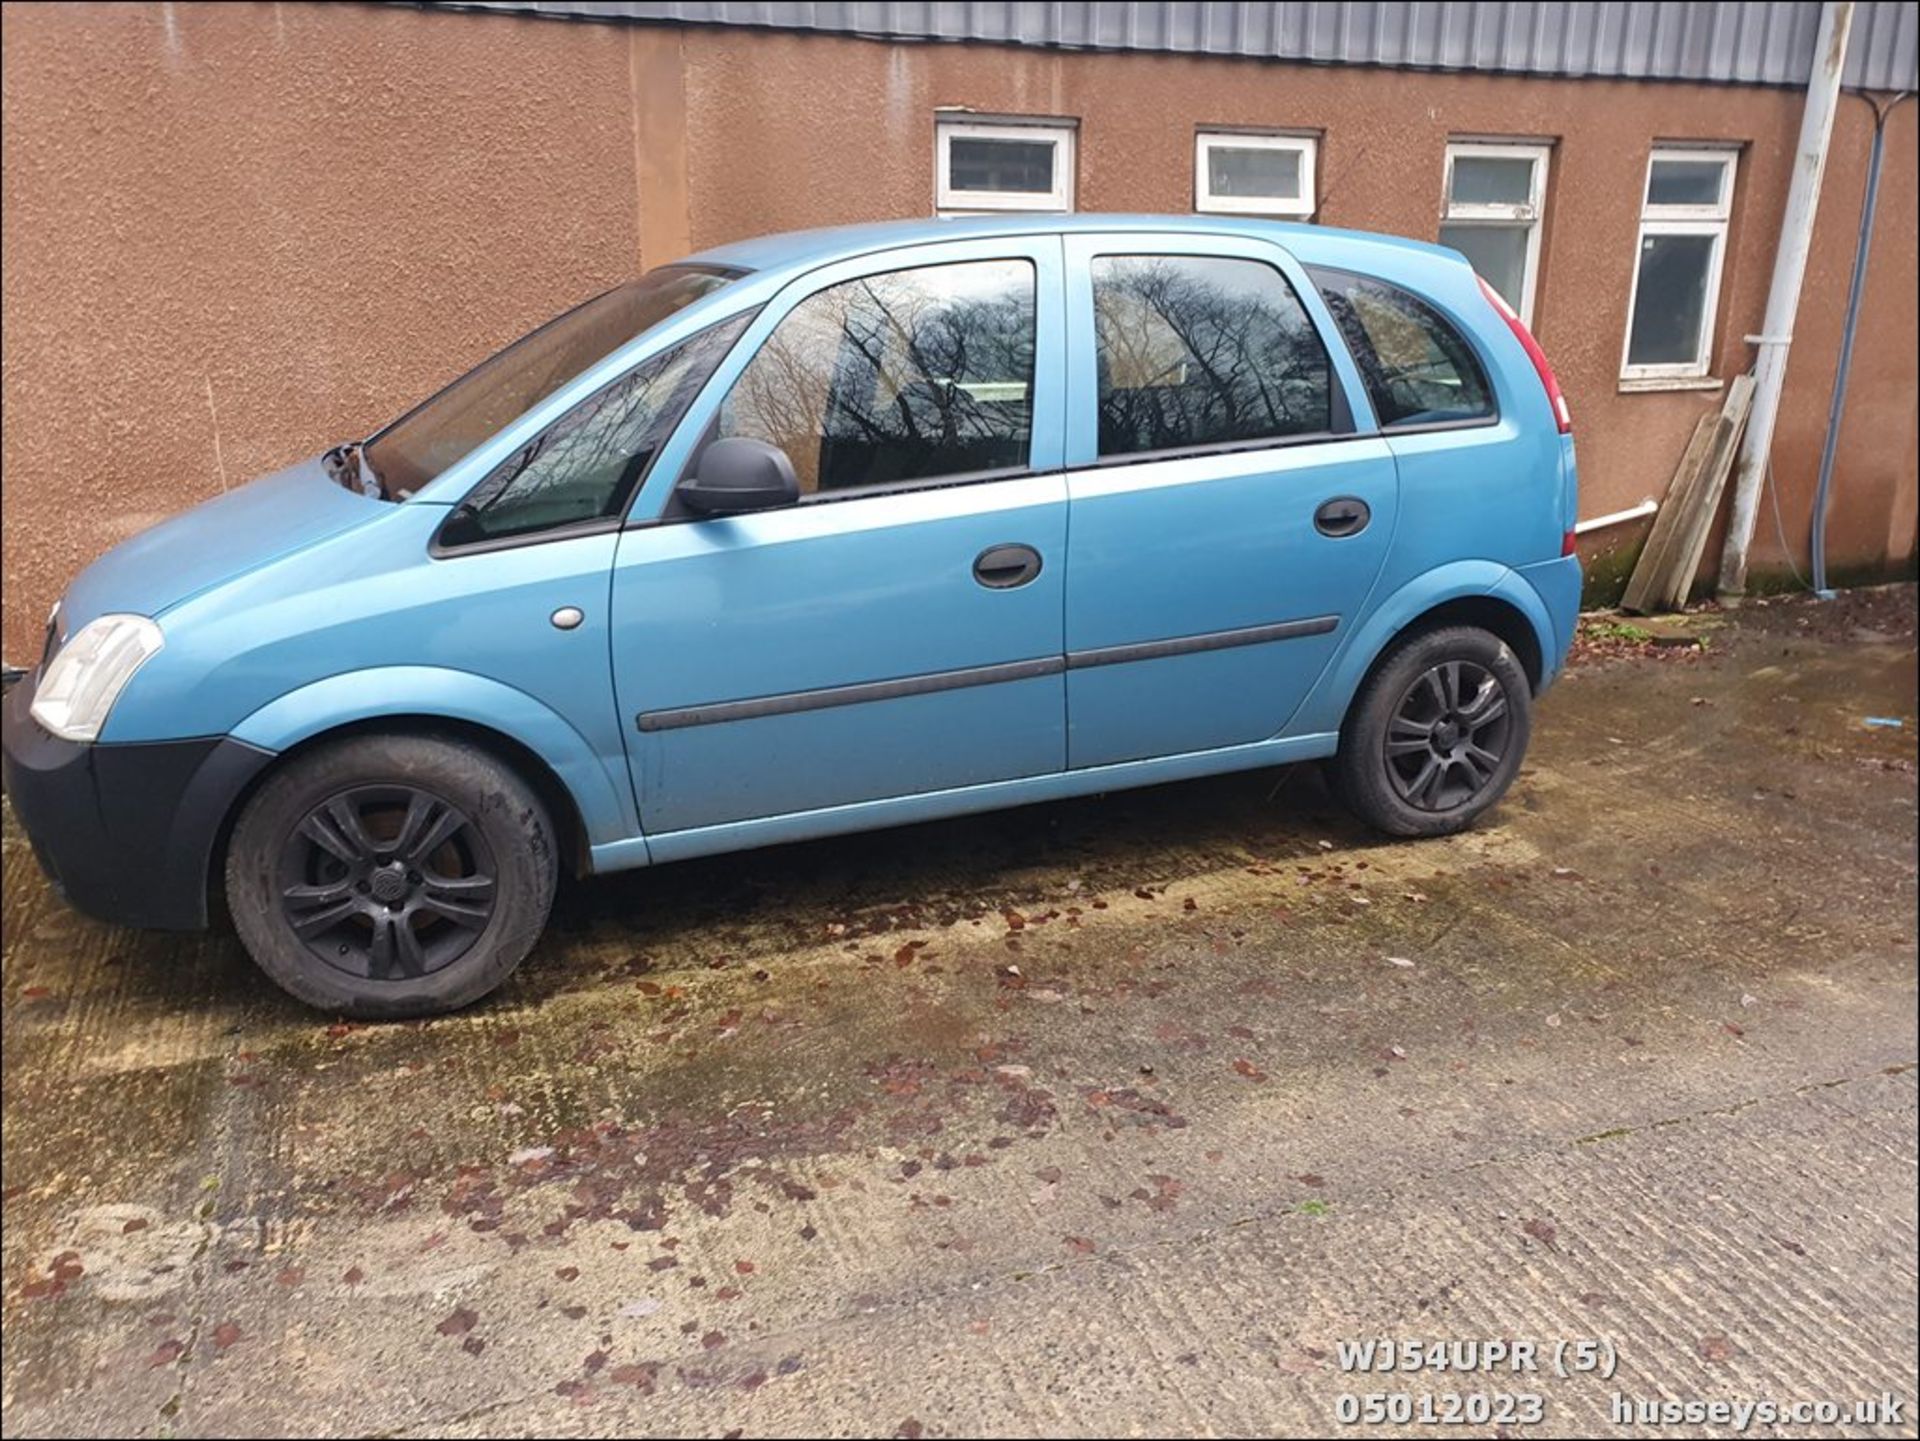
1561;529;1579;558
1476;275;1571;434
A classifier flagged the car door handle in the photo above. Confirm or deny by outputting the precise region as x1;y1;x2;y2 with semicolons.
1314;497;1372;538
973;543;1043;589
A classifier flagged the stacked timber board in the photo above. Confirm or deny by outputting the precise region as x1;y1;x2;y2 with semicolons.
1621;372;1758;615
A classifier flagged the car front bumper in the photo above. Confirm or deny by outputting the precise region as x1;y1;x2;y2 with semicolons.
2;670;274;930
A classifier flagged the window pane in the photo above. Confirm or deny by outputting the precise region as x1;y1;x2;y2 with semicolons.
1310;268;1494;428
1448;155;1535;207
1206;144;1302;200
1439;222;1530;314
1626;232;1715;367
719;259;1036;493
948;136;1054;194
1647;158;1726;207
440;315;748;545
1091;255;1332;457
367;267;735;497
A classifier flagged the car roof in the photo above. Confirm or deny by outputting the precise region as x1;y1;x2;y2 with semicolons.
682;213;1460;282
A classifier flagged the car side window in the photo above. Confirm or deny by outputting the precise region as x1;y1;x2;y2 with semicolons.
714;258;1035;496
1091;254;1333;458
437;315;749;548
1309;268;1494;429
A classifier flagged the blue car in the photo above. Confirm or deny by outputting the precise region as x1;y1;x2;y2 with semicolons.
2;215;1579;1017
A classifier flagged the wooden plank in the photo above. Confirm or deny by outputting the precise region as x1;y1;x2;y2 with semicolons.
1621;409;1718;614
1664;372;1757;609
1646;383;1747;609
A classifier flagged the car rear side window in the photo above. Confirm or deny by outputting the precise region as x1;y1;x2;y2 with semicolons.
1309;268;1494;430
436;314;749;549
715;258;1036;495
1091;255;1332;458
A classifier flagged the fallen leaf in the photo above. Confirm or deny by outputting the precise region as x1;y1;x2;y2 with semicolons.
436;1307;479;1337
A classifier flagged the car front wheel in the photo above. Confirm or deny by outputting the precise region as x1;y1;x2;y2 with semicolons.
224;733;557;1018
1332;624;1533;838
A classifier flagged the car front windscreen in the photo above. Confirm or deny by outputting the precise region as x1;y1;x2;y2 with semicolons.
362;265;739;499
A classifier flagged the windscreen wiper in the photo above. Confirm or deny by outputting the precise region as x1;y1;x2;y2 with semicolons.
322;441;384;499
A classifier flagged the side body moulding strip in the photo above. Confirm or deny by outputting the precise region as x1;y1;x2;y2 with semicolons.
634;615;1341;732
1065;616;1338;670
636;657;1064;733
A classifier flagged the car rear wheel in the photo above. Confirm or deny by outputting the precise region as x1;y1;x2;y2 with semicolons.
1332;625;1532;838
225;733;556;1017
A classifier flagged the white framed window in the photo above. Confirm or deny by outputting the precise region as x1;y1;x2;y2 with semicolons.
1620;146;1738;382
1438;141;1550;327
935;118;1075;214
1193;131;1317;218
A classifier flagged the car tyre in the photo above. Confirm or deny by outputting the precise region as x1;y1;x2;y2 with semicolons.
1332;625;1532;838
225;733;556;1018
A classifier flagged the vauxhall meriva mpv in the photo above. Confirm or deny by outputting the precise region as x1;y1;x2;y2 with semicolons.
3;216;1580;1017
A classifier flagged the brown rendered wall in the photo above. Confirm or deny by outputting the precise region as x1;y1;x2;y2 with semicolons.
3;3;1915;661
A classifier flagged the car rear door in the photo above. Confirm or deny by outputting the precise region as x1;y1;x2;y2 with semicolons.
1059;231;1399;769
608;237;1069;845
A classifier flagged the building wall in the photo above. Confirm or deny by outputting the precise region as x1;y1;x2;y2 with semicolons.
2;2;1914;661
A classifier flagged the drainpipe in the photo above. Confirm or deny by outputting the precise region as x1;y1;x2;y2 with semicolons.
1717;0;1855;600
1810;90;1912;598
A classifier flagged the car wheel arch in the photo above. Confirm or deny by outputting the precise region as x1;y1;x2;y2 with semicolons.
1376;595;1545;695
1289;563;1558;739
222;666;635;873
210;714;594;905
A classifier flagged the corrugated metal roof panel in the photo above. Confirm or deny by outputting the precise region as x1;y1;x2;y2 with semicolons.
416;1;1918;90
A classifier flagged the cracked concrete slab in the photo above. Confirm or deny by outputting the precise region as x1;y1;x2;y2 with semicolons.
3;586;1916;1438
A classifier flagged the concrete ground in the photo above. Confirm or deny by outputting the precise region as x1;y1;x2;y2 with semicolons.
3;587;1916;1439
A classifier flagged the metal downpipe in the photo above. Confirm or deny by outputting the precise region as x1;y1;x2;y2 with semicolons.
1810;90;1912;599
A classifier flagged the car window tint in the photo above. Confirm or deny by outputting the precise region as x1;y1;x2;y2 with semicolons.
368;266;736;499
1091;254;1332;458
716;259;1035;495
1310;268;1494;428
438;314;748;547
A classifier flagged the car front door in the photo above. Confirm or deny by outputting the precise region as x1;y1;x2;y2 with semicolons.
1060;233;1399;769
609;238;1068;846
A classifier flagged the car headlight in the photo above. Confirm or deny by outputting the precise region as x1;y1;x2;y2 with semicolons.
29;614;164;742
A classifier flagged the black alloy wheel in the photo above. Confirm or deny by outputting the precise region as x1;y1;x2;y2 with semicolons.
278;785;499;981
1383;660;1514;812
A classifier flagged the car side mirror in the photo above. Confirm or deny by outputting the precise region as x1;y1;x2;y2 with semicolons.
676;438;800;516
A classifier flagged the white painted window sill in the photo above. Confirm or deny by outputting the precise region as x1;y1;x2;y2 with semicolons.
1617;375;1725;394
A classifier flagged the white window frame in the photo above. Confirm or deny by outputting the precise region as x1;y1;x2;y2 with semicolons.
1193;131;1318;219
935;118;1075;214
1440;140;1550;327
1619;146;1738;383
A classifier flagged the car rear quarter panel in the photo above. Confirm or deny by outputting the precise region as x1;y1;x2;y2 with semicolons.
1268;233;1576;735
